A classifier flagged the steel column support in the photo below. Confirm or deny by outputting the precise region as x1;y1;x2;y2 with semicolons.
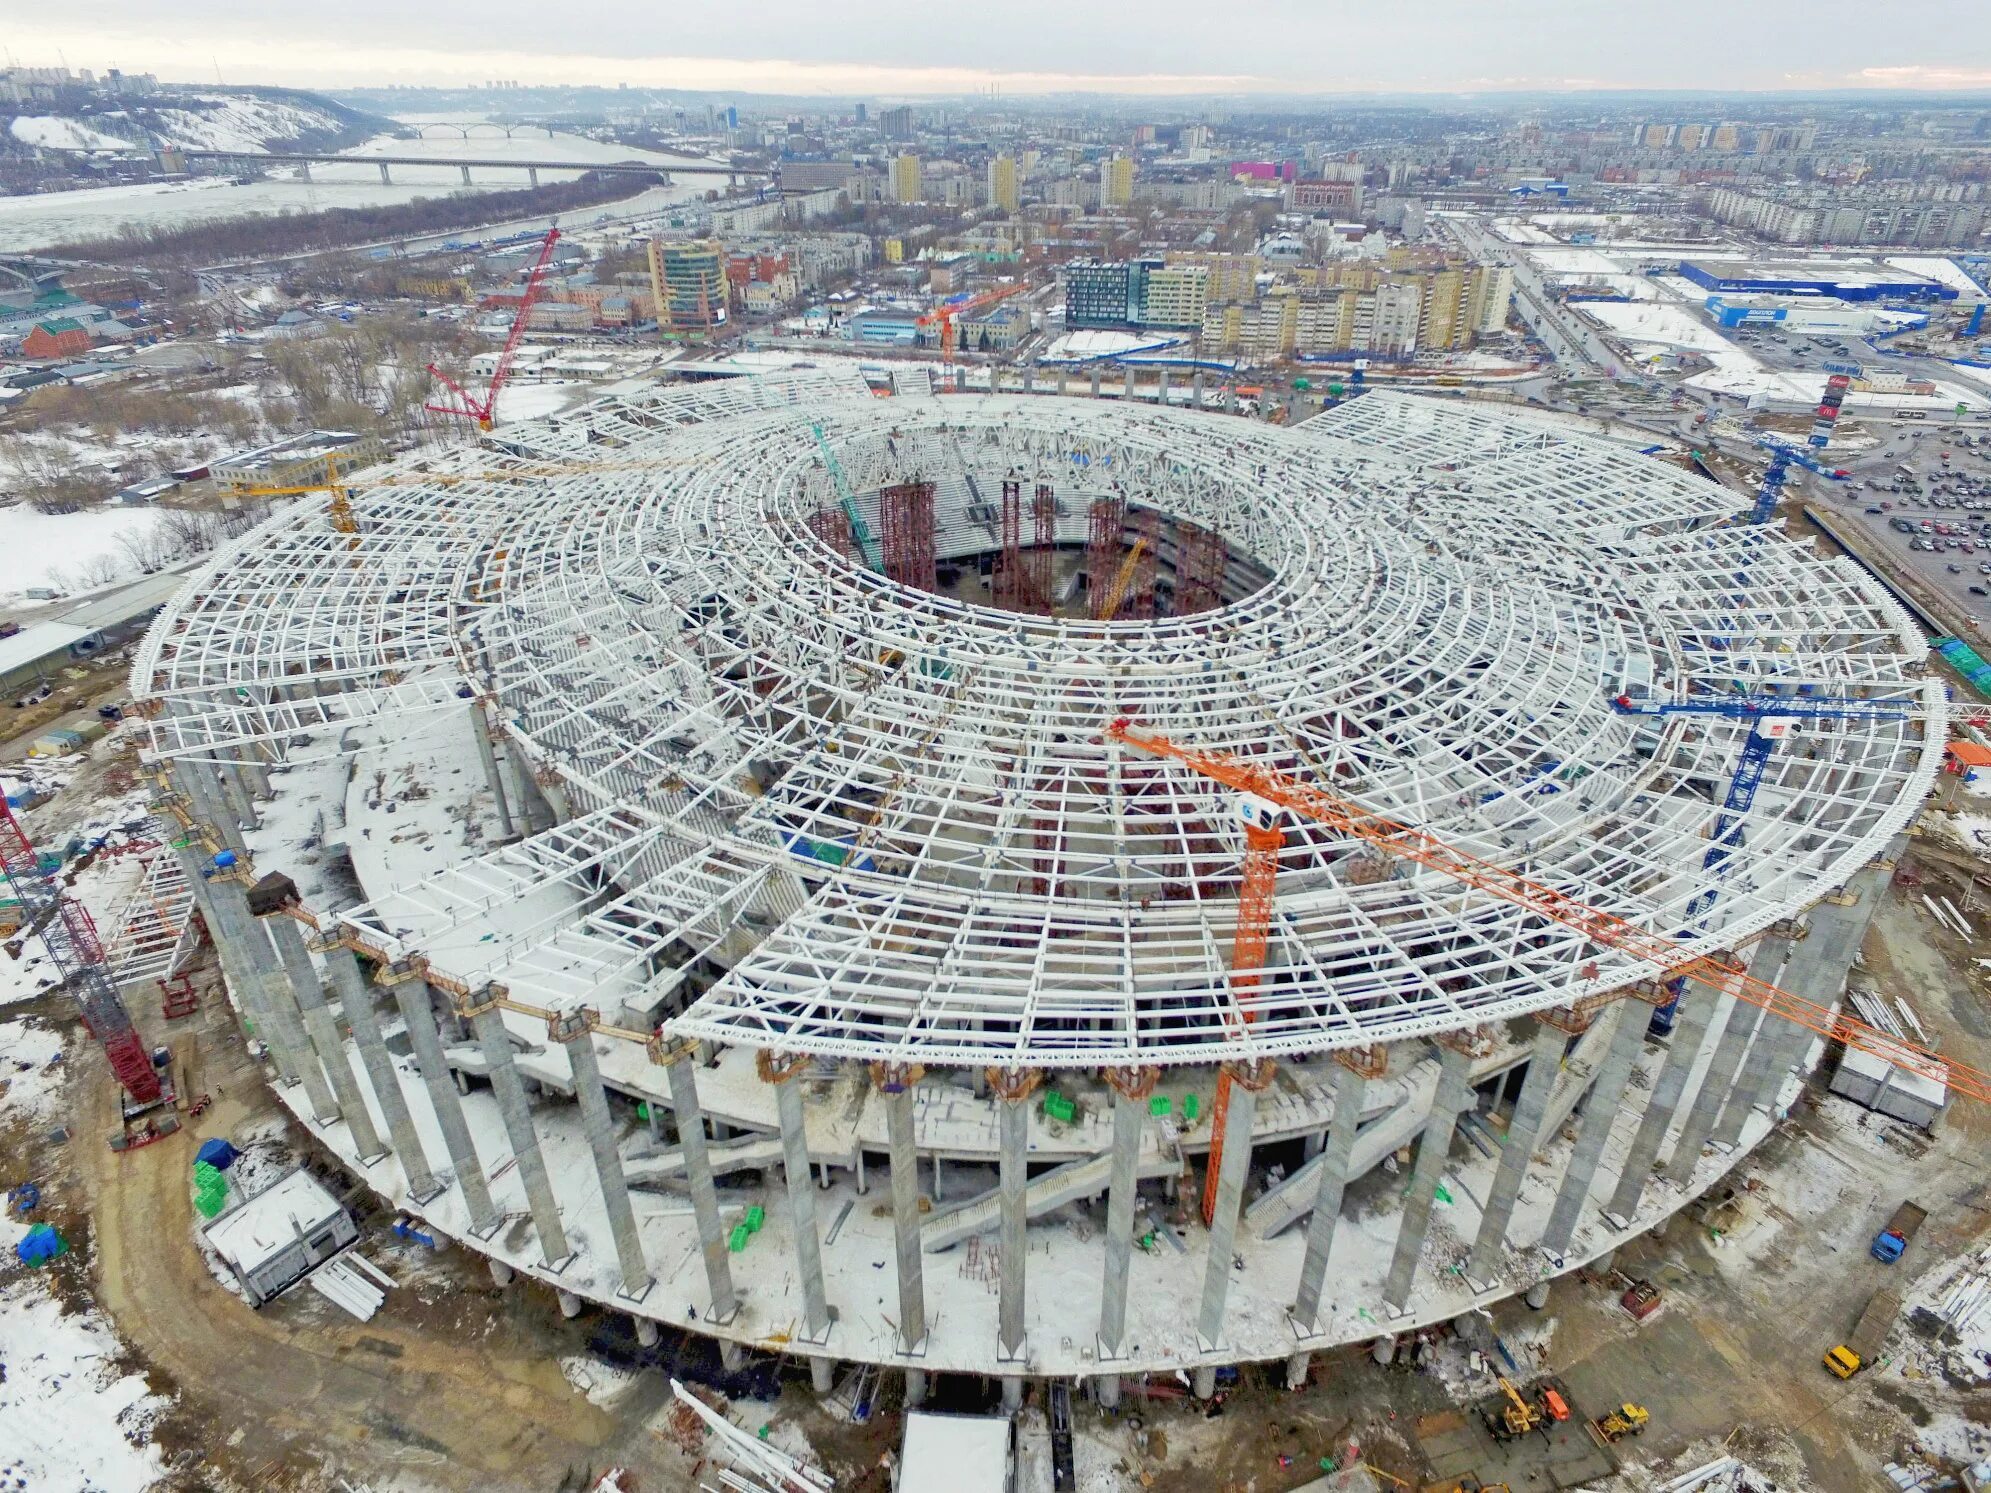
468;702;516;840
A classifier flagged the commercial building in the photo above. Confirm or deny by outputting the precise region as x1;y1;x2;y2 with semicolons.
986;154;1019;215
1063;257;1207;332
892;153;923;205
211;431;384;497
646;239;728;333
130;371;1936;1407
1678;258;1954;303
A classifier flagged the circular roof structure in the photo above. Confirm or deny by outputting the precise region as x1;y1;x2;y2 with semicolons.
137;373;1942;1070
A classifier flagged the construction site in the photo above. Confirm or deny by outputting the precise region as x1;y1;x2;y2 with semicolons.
7;366;1991;1493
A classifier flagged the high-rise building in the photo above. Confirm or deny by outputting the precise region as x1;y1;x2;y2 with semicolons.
892;153;923;204
1141;265;1208;329
986;155;1019;214
879;105;913;140
647;239;728;334
1102;153;1135;208
855;102;868;124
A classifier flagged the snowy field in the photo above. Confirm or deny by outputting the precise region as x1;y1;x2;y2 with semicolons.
1;1023;172;1492
0;506;169;598
9;116;137;152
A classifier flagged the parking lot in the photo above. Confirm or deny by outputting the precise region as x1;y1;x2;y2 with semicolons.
1817;427;1991;630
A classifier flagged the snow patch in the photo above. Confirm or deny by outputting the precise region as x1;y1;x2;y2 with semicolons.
8;116;136;152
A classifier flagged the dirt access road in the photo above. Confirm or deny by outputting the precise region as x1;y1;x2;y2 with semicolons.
61;976;700;1492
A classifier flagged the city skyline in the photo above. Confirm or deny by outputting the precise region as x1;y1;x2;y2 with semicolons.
13;1;1991;97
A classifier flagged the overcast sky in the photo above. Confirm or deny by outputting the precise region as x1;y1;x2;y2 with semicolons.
12;2;1991;97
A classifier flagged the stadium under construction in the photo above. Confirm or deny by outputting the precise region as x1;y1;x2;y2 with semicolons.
130;371;1945;1401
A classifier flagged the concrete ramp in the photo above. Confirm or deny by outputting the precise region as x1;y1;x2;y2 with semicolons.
923;1147;1180;1253
624;1132;786;1190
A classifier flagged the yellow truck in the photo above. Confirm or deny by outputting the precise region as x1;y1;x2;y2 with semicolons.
1825;1287;1901;1378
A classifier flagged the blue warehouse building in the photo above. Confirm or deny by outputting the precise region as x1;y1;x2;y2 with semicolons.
1677;259;1957;304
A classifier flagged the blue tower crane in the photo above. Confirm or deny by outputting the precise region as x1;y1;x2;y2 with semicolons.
809;420;885;571
1609;690;1917;1032
1748;437;1850;526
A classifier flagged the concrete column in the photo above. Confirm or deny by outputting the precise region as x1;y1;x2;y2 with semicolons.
557;1017;651;1301
1709;936;1793;1146
557;1288;582;1318
883;1081;925;1353
998;1089;1029;1361
471;1004;569;1266
489;1259;513;1286
810;1357;835;1394
377;161;391;185
774;1069;831;1338
1540;1000;1651;1258
528;166;540;188
1090;366;1102;398
635;1317;661;1348
664;1051;738;1322
218;765;260;832
1466;1020;1568;1283
1156;369;1170;406
237;760;272;801
1021;365;1035;395
1291;1065;1370;1332
267;915;383;1154
322;943;439;1200
1604;982;1726;1224
468;703;516;840
391;975;499;1236
215;878;324;1101
1192;371;1204;409
1662;990;1757;1185
1382;1045;1473;1311
1194;1069;1261;1363
167;834;297;1083
1124;364;1136;398
459;164;472;185
297;160;310;182
1096;1082;1146;1359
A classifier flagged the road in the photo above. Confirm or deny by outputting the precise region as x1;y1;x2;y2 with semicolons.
64;977;683;1491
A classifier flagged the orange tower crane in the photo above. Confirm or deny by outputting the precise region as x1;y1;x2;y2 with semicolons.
916;282;1029;365
1101;717;1989;1220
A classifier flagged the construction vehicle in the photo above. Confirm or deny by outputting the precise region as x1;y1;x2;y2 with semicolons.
1871;1200;1927;1263
1825;1287;1902;1378
1620;1279;1663;1322
1484;1376;1543;1441
1593;1403;1650;1442
1100;720;1989;1107
425;224;562;431
0;794;174;1142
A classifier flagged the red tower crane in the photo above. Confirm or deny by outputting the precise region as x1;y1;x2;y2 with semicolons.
0;796;165;1112
1103;717;1987;1221
426;225;563;432
916;281;1029;365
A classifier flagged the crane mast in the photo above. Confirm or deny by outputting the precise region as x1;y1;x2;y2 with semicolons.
425;225;562;432
0;796;163;1107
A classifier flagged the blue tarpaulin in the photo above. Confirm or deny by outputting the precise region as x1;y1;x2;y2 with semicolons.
15;1222;65;1265
195;1138;239;1170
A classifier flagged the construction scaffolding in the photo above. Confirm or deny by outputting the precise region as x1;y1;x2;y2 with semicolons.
1086;494;1127;618
997;478;1026;612
880;479;936;593
1175;519;1227;617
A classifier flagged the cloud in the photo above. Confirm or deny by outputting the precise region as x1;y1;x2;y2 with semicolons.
1857;64;1991;89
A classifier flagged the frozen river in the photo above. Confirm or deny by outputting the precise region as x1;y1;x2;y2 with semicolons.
0;125;722;253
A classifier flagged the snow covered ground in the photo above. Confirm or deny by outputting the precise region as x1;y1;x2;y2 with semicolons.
1;1023;172;1493
8;116;137;152
0;505;171;598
